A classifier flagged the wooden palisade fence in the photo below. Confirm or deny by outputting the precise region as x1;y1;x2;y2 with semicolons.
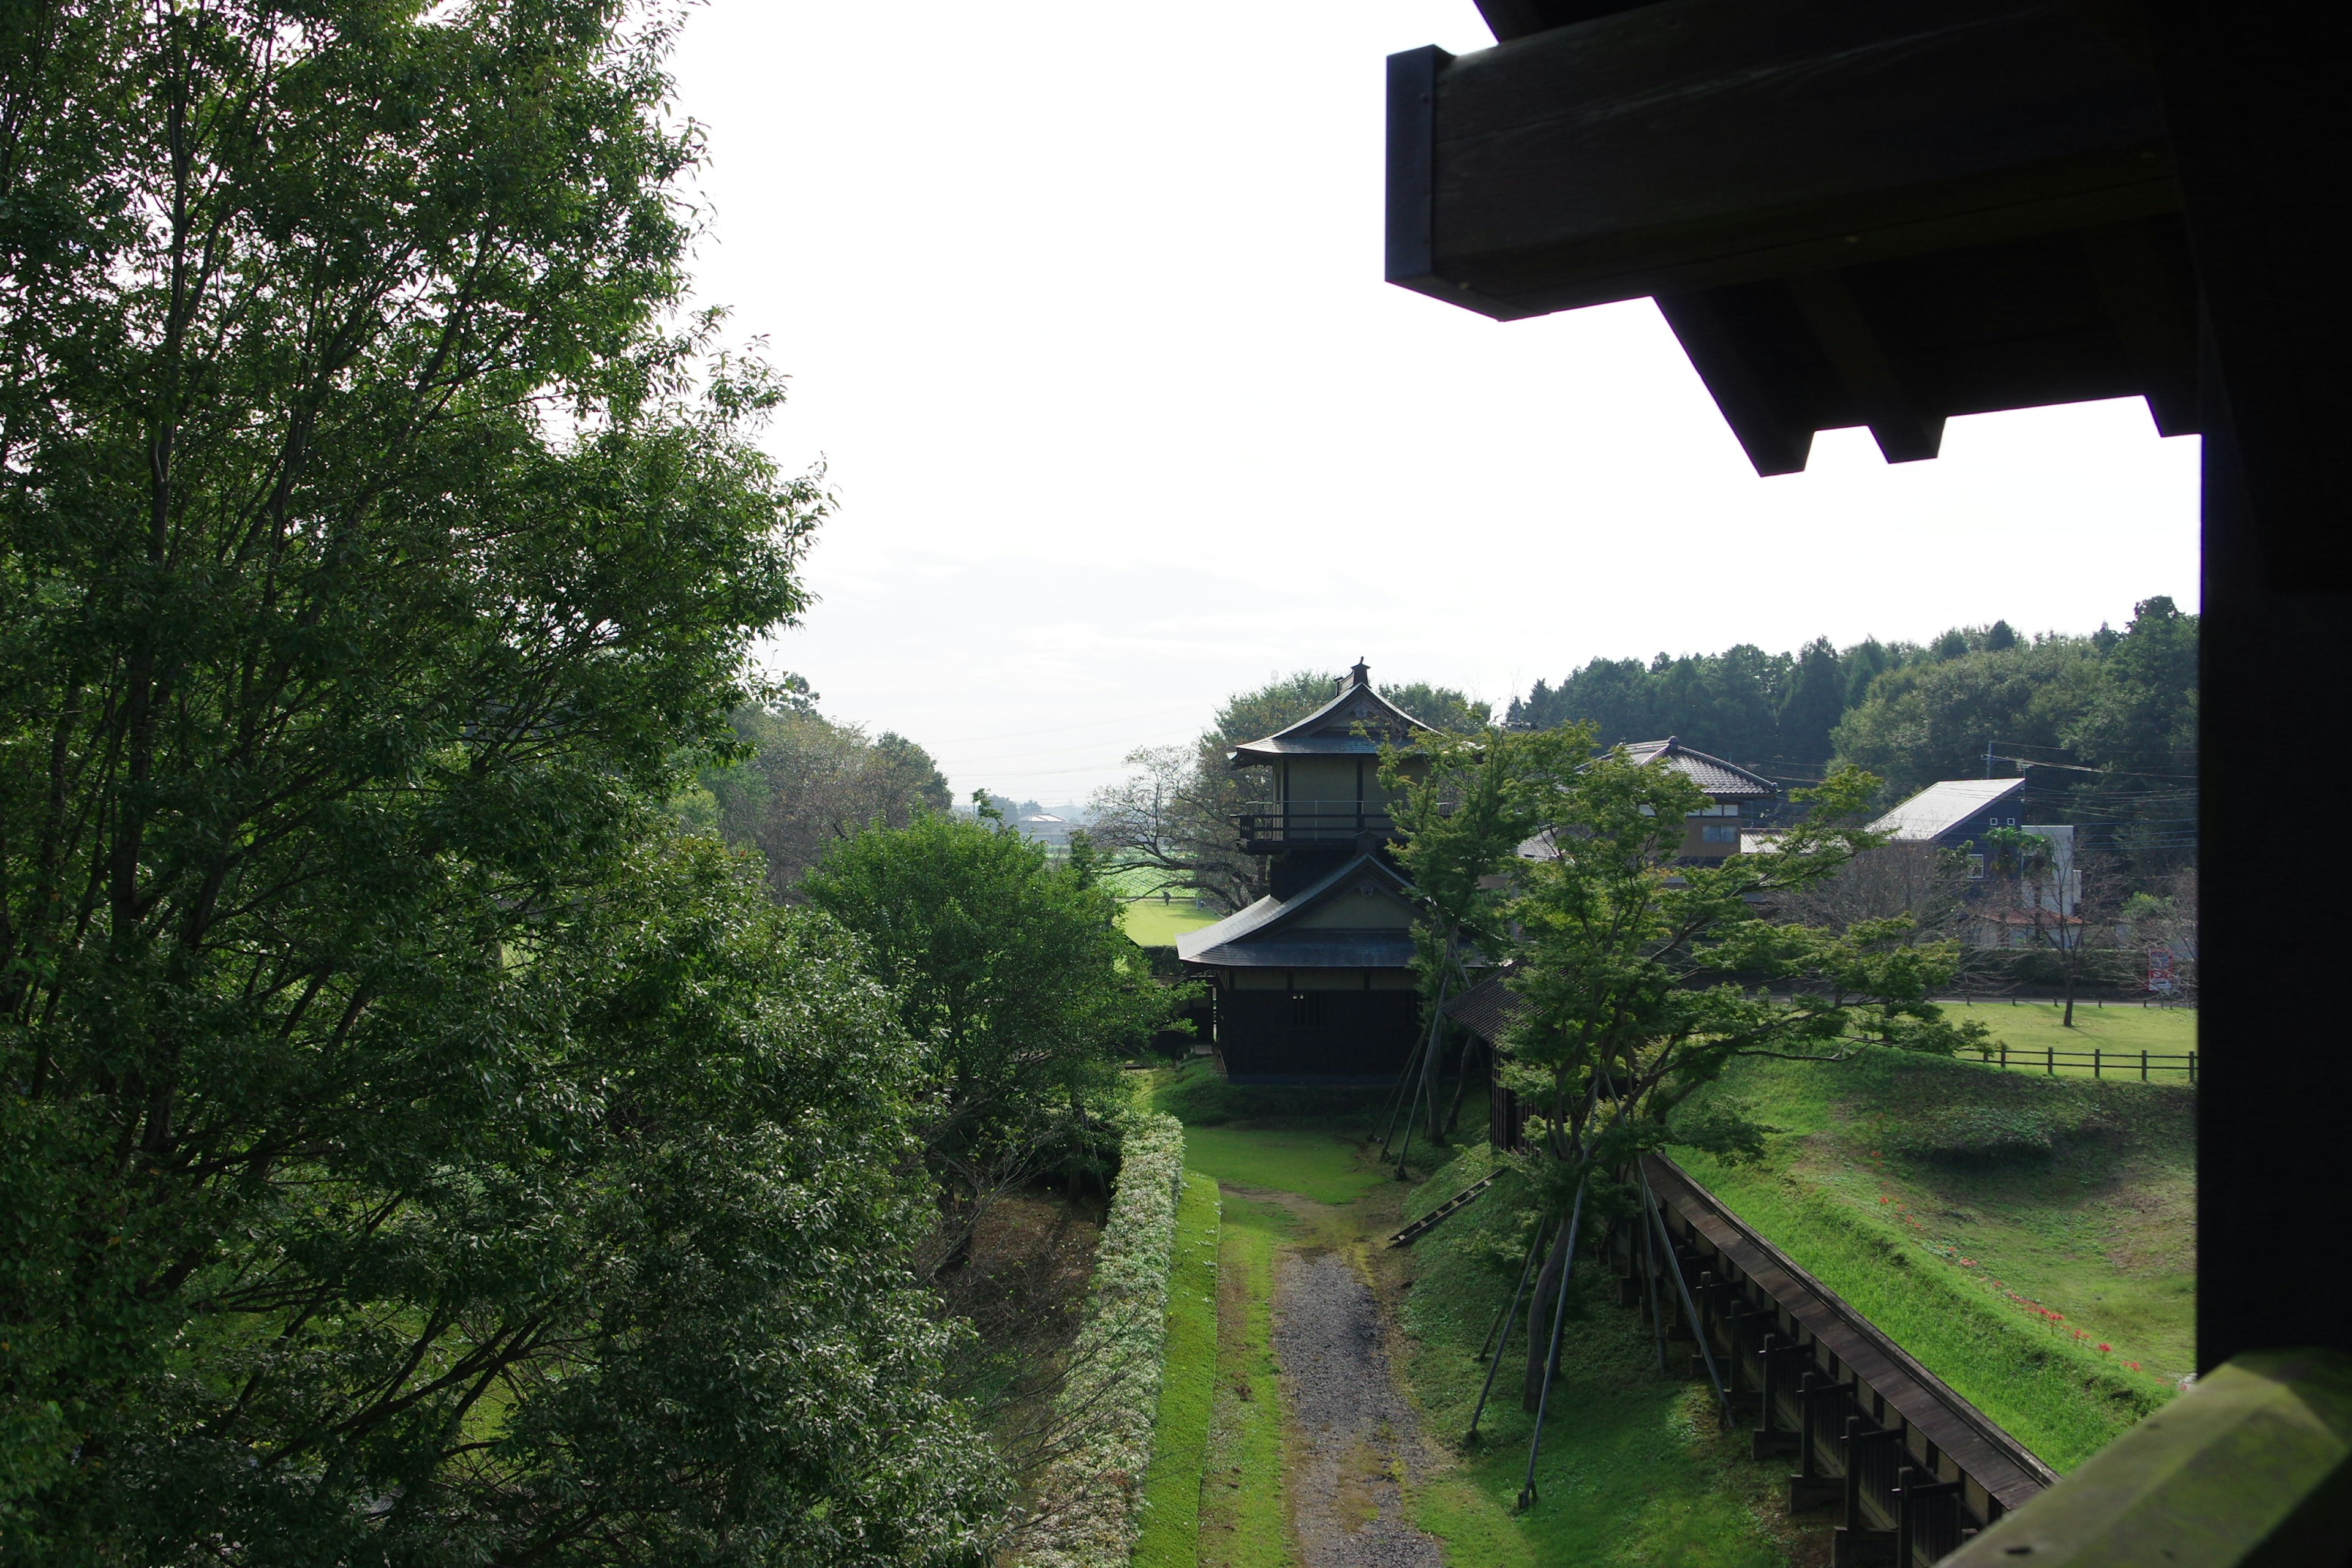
1617;1155;2057;1567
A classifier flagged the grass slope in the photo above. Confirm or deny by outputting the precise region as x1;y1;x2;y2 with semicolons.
1398;1148;1816;1567
1672;1046;2190;1470
1179;1126;1389;1207
1137;1171;1223;1568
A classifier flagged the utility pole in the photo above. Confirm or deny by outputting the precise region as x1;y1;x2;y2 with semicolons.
1983;737;1997;778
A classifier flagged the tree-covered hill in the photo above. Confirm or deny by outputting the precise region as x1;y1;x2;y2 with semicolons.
1509;599;2198;832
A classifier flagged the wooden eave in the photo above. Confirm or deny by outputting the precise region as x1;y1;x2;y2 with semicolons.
1387;0;2198;473
1230;679;1438;767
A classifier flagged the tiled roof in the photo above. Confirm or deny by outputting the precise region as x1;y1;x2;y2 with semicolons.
1231;663;1438;764
1871;777;2029;843
1443;971;1526;1042
1176;853;1419;968
1618;737;1780;799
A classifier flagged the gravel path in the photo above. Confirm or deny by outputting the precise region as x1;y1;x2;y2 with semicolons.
1271;1245;1446;1568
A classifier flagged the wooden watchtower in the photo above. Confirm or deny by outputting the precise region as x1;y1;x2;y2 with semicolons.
1177;662;1433;1082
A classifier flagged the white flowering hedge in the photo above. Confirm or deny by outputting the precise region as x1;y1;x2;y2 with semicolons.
1020;1109;1187;1568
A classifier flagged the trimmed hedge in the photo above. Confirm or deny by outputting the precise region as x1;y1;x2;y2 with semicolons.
1021;1110;1187;1568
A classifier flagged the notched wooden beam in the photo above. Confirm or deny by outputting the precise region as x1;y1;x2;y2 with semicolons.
1401;0;2178;318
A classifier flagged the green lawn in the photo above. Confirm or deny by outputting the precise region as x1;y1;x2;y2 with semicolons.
1123;897;1221;947
1198;1191;1297;1568
1946;1002;2198;1079
1398;1148;1812;1567
1137;1171;1223;1568
1179;1125;1389;1207
1671;1046;2191;1470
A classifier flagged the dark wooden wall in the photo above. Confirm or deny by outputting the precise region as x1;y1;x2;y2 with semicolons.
1216;990;1420;1083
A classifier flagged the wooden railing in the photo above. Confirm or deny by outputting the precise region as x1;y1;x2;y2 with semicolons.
1234;801;1392;851
1969;1045;2197;1084
1616;1155;2056;1566
1941;1349;2352;1567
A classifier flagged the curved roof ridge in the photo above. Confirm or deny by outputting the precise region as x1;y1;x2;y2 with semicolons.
1231;664;1439;764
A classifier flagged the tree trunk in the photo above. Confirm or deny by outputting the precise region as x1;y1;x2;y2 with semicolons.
2062;958;2077;1027
1442;1037;1479;1136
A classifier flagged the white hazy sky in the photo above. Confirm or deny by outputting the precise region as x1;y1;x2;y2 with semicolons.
666;1;2200;807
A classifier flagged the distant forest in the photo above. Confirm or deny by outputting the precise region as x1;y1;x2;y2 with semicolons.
1508;597;2197;862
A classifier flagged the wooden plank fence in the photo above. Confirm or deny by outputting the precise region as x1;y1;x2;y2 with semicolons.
1969;1046;2196;1083
1616;1155;2057;1567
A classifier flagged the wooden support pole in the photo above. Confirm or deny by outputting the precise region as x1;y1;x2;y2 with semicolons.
1518;1180;1588;1510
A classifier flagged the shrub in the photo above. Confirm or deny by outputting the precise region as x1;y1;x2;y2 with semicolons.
1019;1112;1187;1568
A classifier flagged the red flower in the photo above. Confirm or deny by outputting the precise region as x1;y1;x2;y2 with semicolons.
2098;1343;2112;1353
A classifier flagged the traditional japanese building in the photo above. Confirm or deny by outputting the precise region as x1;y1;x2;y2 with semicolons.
1177;662;1433;1082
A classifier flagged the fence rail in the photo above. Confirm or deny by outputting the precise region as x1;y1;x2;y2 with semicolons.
1969;1045;2196;1084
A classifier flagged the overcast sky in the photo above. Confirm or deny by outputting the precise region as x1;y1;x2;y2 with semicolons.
666;1;2200;807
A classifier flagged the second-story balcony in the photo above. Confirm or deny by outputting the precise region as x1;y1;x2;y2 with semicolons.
1236;800;1395;855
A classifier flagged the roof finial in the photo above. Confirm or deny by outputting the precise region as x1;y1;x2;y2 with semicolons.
1349;657;1370;689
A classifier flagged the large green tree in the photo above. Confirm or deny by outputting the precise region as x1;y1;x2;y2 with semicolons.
1385;729;1984;1410
802;813;1174;1248
697;701;953;896
1830;638;2107;794
0;3;997;1560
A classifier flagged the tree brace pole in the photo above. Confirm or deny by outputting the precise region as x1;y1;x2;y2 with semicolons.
1468;1215;1551;1441
1641;1163;1733;1425
1517;1177;1588;1511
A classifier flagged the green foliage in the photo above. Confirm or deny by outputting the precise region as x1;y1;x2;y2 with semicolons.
1831;639;2107;796
0;4;1001;1559
804;813;1175;1183
699;703;952;894
1510;607;2199;862
1023;1112;1188;1568
1387;738;1986;1216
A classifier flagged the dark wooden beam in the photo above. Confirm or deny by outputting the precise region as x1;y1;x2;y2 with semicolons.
1785;271;1945;463
1389;0;2176;320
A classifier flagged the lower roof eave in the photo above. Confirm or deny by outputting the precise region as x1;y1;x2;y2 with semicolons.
1186;937;1421;969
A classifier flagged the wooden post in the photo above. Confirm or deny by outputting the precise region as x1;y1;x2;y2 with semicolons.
2095;1047;2103;1079
2047;1045;2056;1076
1842;1416;1868;1531
2142;1049;2149;1082
1999;1044;2007;1071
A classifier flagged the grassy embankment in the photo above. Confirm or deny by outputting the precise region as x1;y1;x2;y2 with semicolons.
1136;1170;1223;1568
1669;1036;2193;1471
1147;1061;1813;1568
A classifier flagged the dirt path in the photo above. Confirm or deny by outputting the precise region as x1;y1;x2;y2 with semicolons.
1194;1175;1449;1568
1264;1204;1446;1568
